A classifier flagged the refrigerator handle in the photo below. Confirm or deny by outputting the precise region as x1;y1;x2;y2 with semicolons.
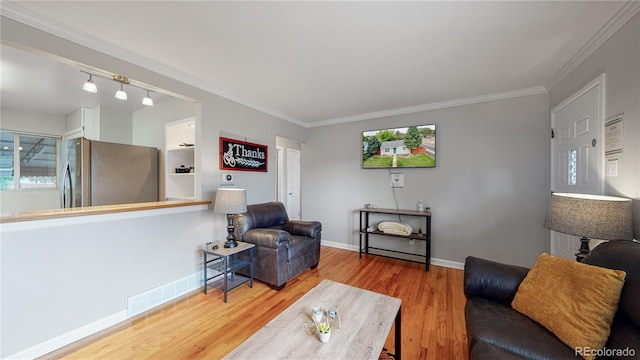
61;162;72;208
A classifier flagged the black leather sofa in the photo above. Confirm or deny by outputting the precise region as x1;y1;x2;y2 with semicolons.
464;240;640;359
232;202;322;290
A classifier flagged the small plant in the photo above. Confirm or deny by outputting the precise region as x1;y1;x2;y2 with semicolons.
317;321;331;334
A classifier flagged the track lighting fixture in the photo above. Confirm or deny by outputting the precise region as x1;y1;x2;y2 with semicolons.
115;83;128;100
113;75;129;101
82;74;97;93
142;90;153;106
79;70;154;106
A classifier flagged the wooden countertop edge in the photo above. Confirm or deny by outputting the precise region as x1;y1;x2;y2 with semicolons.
0;200;211;224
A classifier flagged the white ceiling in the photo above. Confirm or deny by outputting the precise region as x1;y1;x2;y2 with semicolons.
1;1;636;127
1;44;172;116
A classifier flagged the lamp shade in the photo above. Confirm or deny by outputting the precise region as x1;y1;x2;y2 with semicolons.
142;94;154;106
544;193;633;240
214;188;247;214
115;84;127;100
83;79;97;93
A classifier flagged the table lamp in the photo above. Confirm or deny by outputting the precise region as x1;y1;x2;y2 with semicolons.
214;188;247;248
544;192;633;262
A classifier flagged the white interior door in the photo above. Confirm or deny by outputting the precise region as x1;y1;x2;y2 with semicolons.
276;146;284;203
550;74;605;259
286;148;301;220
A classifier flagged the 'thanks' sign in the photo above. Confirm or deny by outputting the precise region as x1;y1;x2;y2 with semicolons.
220;137;268;172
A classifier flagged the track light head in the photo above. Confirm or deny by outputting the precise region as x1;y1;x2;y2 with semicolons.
81;71;154;105
142;90;154;106
115;84;128;100
83;74;97;93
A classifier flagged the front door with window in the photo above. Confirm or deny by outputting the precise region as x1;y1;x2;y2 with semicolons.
550;74;605;259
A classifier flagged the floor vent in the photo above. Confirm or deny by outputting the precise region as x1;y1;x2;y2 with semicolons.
127;272;202;317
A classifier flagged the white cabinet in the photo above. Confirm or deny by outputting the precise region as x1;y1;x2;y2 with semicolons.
65;107;98;140
165;118;196;200
66;106;135;144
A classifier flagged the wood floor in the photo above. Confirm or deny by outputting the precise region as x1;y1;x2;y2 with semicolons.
42;246;469;360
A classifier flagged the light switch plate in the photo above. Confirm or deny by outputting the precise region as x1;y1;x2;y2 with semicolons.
222;173;234;183
607;160;618;176
390;173;404;188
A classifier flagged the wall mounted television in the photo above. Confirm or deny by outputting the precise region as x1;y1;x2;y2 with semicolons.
362;124;436;168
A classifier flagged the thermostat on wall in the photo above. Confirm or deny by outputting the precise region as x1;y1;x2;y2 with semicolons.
222;173;234;183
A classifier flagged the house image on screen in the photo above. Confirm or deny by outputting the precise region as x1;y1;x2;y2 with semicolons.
380;140;410;156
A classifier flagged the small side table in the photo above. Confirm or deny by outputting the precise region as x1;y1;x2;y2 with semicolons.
203;241;255;302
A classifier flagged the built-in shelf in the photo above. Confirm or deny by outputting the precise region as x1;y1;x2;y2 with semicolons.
165;118;196;200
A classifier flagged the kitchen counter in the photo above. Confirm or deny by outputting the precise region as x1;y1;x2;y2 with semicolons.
0;200;211;224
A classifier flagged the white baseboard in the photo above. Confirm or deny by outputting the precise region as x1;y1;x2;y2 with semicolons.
5;272;204;360
321;239;359;252
321;240;465;270
431;258;465;270
4;310;128;360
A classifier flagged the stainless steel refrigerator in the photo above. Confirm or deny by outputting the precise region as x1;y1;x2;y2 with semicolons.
62;138;159;208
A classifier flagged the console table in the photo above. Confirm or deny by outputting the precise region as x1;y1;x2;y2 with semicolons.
359;207;431;271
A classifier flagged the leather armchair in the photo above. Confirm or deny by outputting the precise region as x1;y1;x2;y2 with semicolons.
464;240;640;359
232;202;322;290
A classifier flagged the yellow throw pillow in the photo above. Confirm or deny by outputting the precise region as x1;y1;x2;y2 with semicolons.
511;253;626;360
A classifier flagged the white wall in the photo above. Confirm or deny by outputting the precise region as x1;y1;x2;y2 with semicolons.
1;17;307;358
96;105;132;144
0;107;65;136
132;97;196;149
549;13;640;238
6;9;636;359
199;96;307;205
1;207;212;357
303;94;551;267
133;97;197;200
0;107;65;214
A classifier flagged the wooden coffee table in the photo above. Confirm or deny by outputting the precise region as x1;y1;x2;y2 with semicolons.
224;279;402;359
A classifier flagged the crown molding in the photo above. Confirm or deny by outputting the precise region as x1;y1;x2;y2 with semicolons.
309;86;548;128
0;2;307;128
6;2;624;129
546;0;640;91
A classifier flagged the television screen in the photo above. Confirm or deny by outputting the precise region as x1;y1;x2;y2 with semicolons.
362;124;436;168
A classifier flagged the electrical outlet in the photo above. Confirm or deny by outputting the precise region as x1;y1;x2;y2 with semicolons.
390;173;404;188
